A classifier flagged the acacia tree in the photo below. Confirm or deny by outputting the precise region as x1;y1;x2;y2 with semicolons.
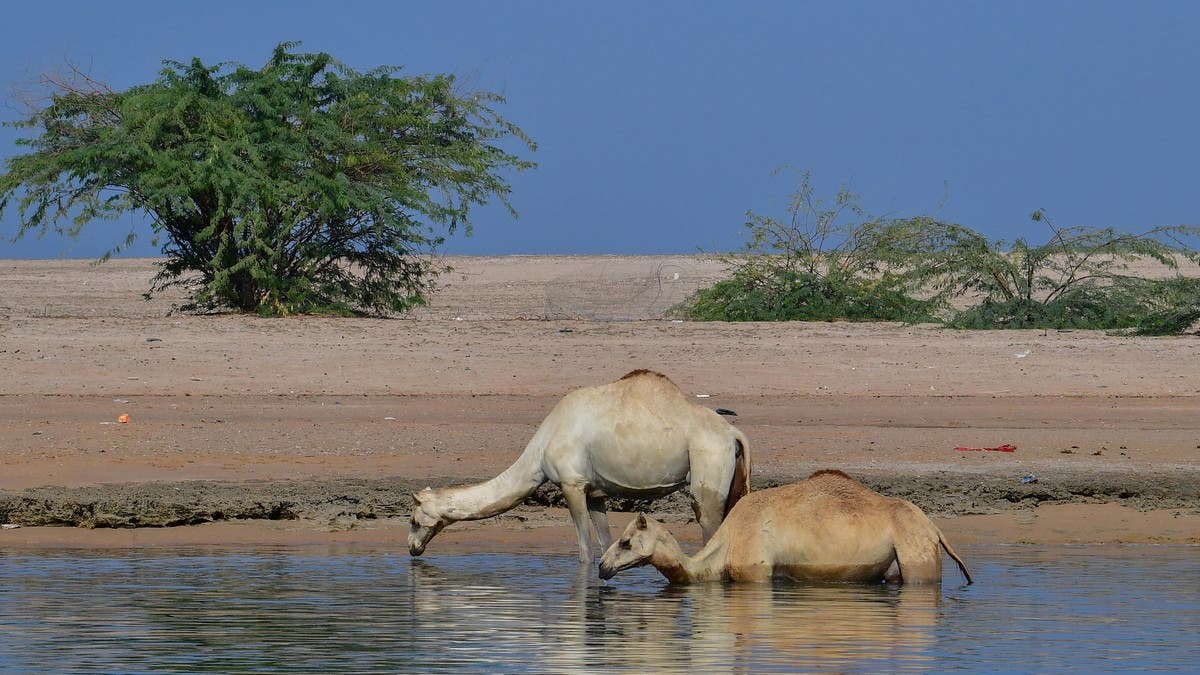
1;43;536;315
677;171;937;322
678;171;1200;333
892;211;1200;331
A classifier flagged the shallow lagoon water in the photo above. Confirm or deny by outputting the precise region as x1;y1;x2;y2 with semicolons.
1;545;1196;673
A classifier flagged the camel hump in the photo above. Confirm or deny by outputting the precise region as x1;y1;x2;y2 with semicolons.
808;468;855;482
619;368;673;383
805;469;875;500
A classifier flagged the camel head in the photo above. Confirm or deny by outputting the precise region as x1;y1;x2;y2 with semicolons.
408;488;449;556
598;513;665;580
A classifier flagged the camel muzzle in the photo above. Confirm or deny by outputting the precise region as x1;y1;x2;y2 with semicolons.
598;557;631;580
408;537;427;556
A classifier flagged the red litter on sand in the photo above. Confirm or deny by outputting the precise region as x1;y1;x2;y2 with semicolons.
954;443;1016;452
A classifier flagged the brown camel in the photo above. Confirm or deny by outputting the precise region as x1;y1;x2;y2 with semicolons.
409;370;751;562
599;469;972;585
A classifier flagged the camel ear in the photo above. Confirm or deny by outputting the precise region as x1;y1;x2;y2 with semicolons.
412;491;423;505
635;513;648;529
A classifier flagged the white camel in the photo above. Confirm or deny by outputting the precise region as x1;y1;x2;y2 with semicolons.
408;370;751;563
599;469;973;585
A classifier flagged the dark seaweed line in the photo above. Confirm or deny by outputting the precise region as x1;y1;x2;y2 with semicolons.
1;471;1197;529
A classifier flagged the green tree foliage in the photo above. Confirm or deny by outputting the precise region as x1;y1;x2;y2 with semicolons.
679;173;1200;333
676;171;937;322
1129;276;1200;335
1;43;536;315
893;211;1200;332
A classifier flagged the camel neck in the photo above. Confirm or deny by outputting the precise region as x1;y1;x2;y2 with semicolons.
440;445;546;522
652;535;724;583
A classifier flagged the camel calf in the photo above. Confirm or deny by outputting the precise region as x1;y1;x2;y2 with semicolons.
599;469;972;585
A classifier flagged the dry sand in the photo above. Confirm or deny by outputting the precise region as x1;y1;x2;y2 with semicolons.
1;256;1197;553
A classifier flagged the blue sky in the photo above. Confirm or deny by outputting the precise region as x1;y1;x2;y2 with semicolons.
2;1;1197;258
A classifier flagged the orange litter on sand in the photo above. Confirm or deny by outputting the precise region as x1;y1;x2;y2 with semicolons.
954;443;1016;452
117;414;130;424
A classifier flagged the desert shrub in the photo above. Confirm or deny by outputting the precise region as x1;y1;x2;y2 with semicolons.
947;278;1200;334
674;171;937;323
1129;277;1200;335
684;269;935;322
946;283;1145;330
899;211;1200;332
679;174;1200;333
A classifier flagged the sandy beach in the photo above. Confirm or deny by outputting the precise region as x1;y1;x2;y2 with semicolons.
1;256;1197;552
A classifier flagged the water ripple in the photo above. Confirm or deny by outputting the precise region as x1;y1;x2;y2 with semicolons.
0;545;1196;673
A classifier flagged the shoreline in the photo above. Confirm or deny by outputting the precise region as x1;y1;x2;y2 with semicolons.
2;257;1197;552
3;466;1198;548
4;503;1198;551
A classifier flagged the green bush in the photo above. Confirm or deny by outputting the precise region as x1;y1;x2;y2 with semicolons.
901;211;1200;332
946;285;1141;330
681;269;935;322
674;170;938;323
1130;277;1200;335
678;173;1200;333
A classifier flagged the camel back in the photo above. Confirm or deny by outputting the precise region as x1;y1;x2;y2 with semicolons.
618;368;750;518
808;468;974;584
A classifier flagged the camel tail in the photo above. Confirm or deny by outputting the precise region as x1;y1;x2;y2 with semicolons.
724;432;751;518
937;528;973;585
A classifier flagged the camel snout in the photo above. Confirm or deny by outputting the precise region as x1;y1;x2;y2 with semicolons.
408;537;426;556
597;562;617;580
597;547;629;580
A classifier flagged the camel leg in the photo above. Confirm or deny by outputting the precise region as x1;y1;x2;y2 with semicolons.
690;444;737;543
586;494;612;552
883;558;902;584
561;482;595;563
690;487;726;543
728;563;772;583
891;512;944;585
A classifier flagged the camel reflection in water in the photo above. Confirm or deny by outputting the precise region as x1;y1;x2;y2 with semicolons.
407;557;941;671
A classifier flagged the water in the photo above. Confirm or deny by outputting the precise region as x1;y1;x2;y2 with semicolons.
1;545;1196;673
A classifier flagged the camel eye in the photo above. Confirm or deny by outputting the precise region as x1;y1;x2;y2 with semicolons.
619;539;631;550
